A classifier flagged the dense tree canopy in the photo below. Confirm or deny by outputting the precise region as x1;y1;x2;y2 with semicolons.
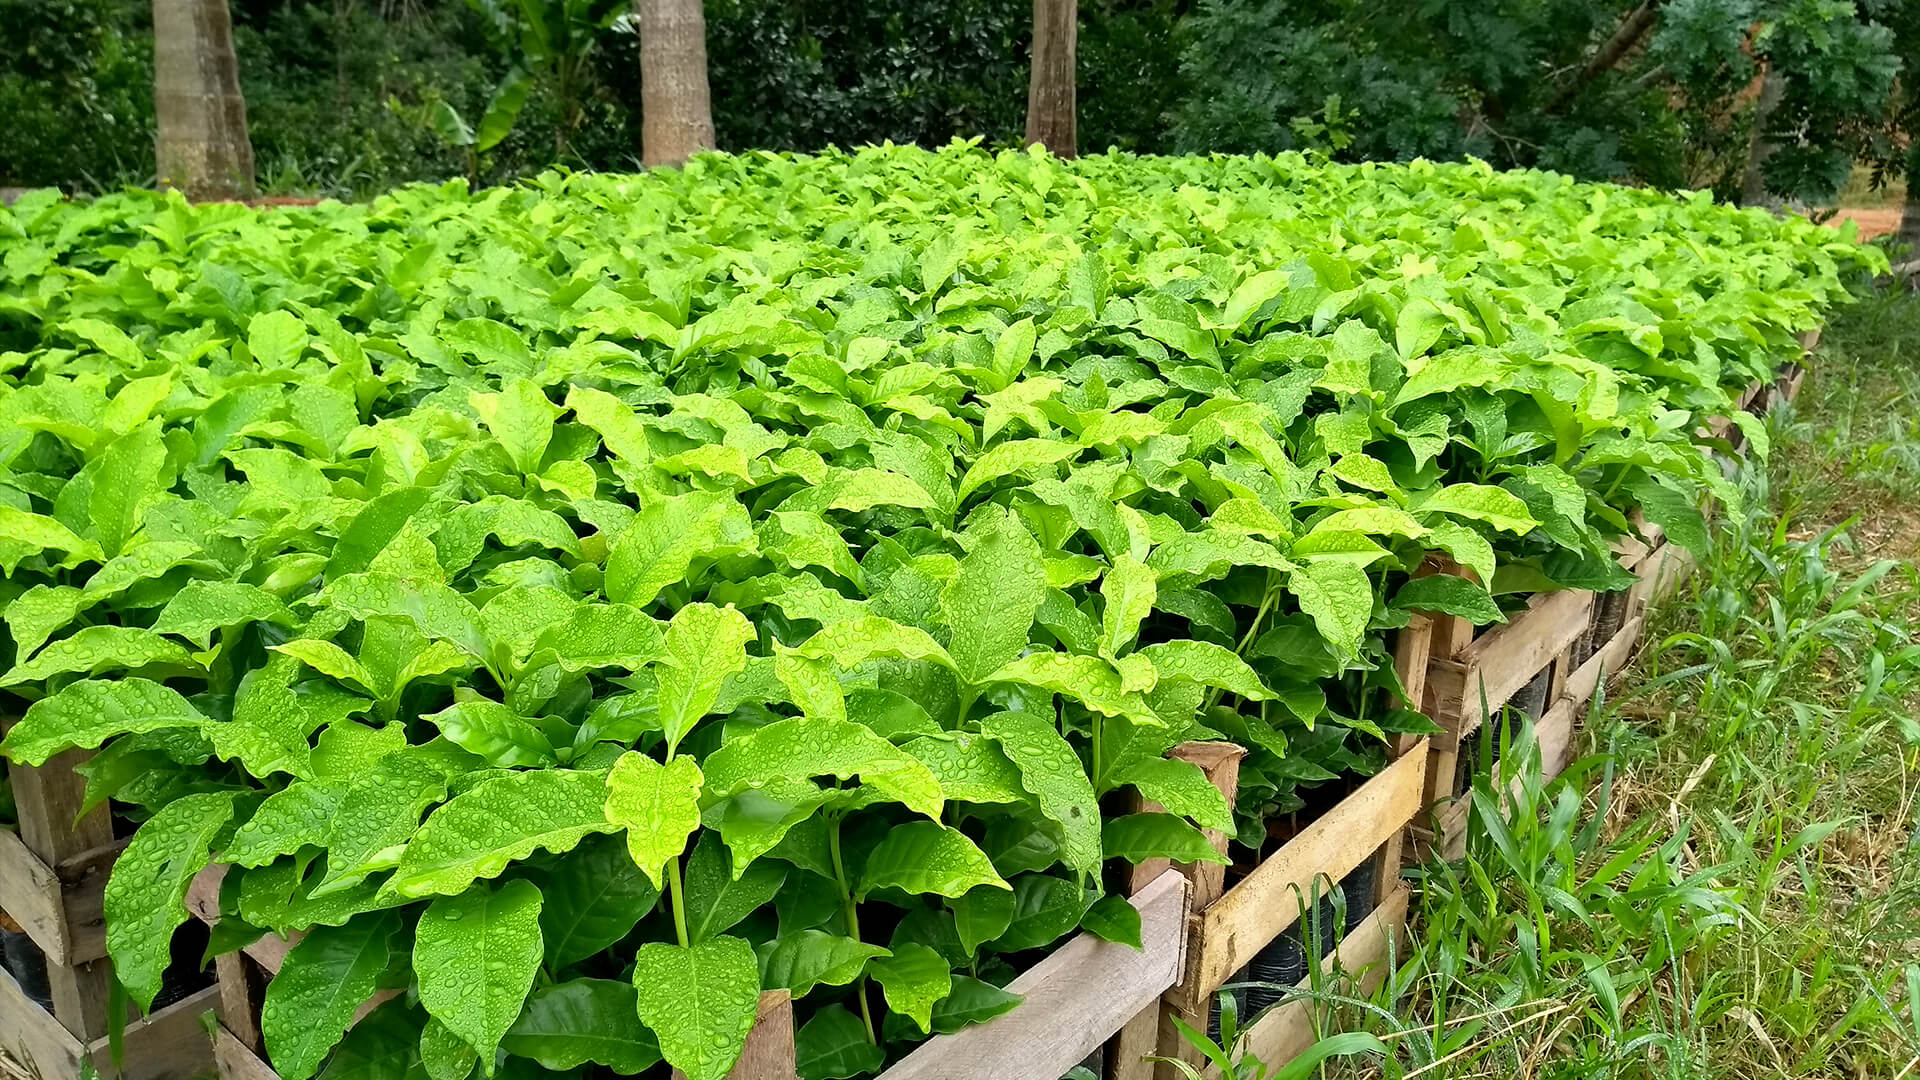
0;0;1905;211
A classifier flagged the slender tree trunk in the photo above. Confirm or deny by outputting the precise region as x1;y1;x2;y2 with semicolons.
152;0;255;200
1025;0;1077;158
1900;142;1920;267
1741;63;1787;209
639;0;716;168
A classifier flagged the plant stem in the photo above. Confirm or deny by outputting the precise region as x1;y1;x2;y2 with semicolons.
667;854;690;949
1206;573;1281;711
828;814;877;1044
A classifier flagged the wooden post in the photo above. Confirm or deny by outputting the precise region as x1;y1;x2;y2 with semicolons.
672;991;796;1080
5;736;118;1042
1376;615;1432;903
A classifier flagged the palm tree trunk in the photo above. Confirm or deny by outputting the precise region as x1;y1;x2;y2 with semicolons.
639;0;716;168
1025;0;1077;158
152;0;255;200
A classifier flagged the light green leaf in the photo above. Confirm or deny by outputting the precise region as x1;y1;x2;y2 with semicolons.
631;936;761;1080
798;616;956;672
603;752;704;888
702;716;944;820
1415;483;1539;534
1138;639;1274;702
416;879;546;1076
991;316;1037;387
90;421;169;557
104;791;238;1010
471;377;562;475
982;653;1158;726
0;678;204;765
385;769;616;899
656;602;755;755
942;511;1047;686
1288;560;1373;658
0;625;195;688
1080;893;1143;948
950;885;1015;956
1103;755;1233;832
1099;555;1157;658
957;438;1079;501
153;580;295;649
605;491;754;607
980;710;1102;876
869;942;952;1033
424;700;556;769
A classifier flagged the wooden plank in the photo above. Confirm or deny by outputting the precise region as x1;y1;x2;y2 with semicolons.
1375;616;1432;904
1178;743;1428;1010
215;952;263;1055
673;992;796;1080
82;983;220;1080
0;963;85;1080
881;870;1191;1080
215;1025;281;1080
1112;743;1242;1080
1426;588;1594;736
1204;888;1411;1079
0;825;67;960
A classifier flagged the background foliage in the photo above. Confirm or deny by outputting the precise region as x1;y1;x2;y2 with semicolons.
0;0;1906;207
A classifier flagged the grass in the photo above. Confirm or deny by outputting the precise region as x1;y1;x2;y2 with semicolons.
1192;289;1920;1079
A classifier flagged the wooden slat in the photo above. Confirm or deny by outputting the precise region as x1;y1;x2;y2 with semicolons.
215;1025;281;1080
673;992;796;1080
0;964;85;1080
1425;588;1594;736
1177;743;1428;1009
0;826;67;960
880;870;1191;1080
1204;888;1411;1079
82;983;220;1080
1375;616;1432;906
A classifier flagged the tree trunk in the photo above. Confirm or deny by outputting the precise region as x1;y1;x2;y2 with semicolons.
1900;142;1920;266
1740;63;1787;209
152;0;255;201
639;0;716;168
1025;0;1077;158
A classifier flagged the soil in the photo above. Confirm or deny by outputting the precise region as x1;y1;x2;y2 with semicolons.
1824;206;1903;240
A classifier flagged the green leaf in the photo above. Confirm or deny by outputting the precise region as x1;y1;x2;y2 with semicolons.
0;625;195;688
1390;574;1505;623
993;873;1092;951
756;931;890;997
797;1005;885;1080
471;378;561;475
0;505;103;573
90;421;169;557
416;879;546;1076
152;580;296;648
1629;476;1709;558
983;653;1157;726
957;438;1079;501
1100;555;1157;658
323;572;493;669
537;832;661;970
631;936;762;1080
950;884;1016;955
656;602;755;755
502;978;662;1072
942;511;1047;686
1103;756;1233;831
314;998;427;1080
474;68;533;153
1416;483;1539;534
860;821;1006;898
603;752;704;888
262;911;400;1080
419;1018;477;1080
104;791;238;1010
684;832;789;941
902;732;1027;805
869;942;952;1033
929;976;1023;1033
1288;560;1373;658
991;316;1037;387
385;769;616;899
227;780;345;868
1101;812;1229;865
604;490;754;607
703;716;944;820
981;710;1102;876
1;678;205;766
424;700;556;769
1080;893;1143;948
1138;639;1275;701
798;616;956;672
314;751;455;896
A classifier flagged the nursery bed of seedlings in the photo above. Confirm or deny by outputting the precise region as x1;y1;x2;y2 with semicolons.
0;144;1877;1080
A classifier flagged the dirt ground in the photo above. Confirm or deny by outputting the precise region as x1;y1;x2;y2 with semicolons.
1826;206;1903;240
